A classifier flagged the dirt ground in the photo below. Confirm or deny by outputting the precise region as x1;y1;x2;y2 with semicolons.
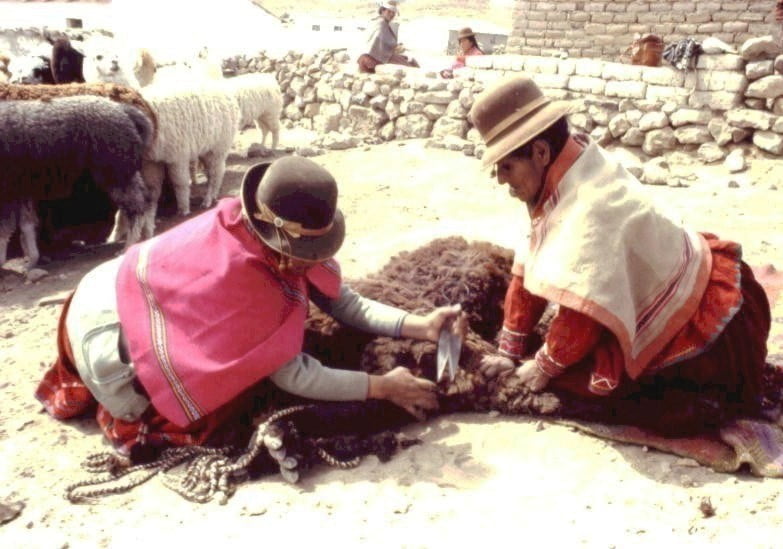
1;127;783;547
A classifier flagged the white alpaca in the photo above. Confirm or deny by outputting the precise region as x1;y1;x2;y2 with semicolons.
114;84;240;242
82;38;141;88
221;72;283;150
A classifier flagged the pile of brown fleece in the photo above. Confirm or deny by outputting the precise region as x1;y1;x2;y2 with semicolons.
280;237;581;428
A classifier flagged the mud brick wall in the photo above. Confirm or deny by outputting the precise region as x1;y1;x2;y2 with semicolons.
508;1;779;59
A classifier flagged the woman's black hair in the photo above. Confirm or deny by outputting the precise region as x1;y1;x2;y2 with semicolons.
463;35;482;52
507;116;569;159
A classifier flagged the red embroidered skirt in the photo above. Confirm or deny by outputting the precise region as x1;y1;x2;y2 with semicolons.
550;259;772;436
35;295;247;458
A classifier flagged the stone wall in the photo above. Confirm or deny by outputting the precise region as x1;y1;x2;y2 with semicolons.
224;36;783;184
507;1;779;59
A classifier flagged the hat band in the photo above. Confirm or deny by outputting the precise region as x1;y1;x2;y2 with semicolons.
481;94;551;145
253;202;334;239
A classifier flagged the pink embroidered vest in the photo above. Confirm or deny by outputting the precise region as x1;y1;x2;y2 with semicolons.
116;198;341;427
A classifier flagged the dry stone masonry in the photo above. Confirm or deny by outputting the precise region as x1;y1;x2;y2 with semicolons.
224;34;783;184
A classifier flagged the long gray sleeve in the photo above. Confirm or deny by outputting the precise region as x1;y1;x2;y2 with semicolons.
269;353;369;401
269;284;410;400
311;284;408;337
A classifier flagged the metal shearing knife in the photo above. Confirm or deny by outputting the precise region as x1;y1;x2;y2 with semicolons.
436;322;462;383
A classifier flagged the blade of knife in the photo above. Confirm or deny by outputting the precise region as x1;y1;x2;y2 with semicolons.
437;325;463;383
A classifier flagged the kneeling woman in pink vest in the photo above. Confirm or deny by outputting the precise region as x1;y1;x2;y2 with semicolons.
36;156;465;458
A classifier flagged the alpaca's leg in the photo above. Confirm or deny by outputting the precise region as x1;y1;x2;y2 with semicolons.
139;162;164;239
18;199;40;268
257;118;269;148
168;161;192;216
259;112;280;150
0;201;17;266
201;152;227;209
106;209;127;244
122;210;143;249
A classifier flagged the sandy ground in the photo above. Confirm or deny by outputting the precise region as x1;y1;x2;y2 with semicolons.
1;128;783;547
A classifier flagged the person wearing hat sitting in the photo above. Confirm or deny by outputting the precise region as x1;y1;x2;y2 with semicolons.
440;27;484;79
471;75;772;436
36;156;465;459
357;0;419;74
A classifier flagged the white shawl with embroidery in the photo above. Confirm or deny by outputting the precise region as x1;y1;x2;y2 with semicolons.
519;141;711;379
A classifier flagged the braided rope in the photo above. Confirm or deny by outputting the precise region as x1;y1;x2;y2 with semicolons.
65;403;407;504
65;446;229;503
315;447;361;469
164;404;318;503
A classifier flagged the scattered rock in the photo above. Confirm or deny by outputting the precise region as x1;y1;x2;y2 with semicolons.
642;158;670;185
294;145;324;157
699;497;716;518
728;180;740;188
724;148;747;173
25;268;48;283
0;501;24;525
320;132;360;150
247;143;274;158
697;143;727;163
626;165;643;179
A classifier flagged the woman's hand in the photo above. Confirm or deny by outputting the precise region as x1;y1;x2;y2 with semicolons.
368;366;438;421
401;304;468;343
515;359;551;392
479;354;516;378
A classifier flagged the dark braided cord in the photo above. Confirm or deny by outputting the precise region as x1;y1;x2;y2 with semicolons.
65;446;229;503
315;446;362;469
160;404;314;504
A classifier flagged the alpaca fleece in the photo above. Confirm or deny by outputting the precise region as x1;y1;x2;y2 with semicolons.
0;96;153;265
49;37;85;84
221;72;283;149
0;82;158;142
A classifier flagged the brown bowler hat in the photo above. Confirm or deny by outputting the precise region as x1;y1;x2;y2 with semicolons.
240;157;346;261
457;27;476;40
469;75;577;168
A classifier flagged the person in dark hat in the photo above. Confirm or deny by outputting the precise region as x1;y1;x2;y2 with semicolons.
357;0;419;74
36;156;466;459
472;75;773;436
440;27;484;79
